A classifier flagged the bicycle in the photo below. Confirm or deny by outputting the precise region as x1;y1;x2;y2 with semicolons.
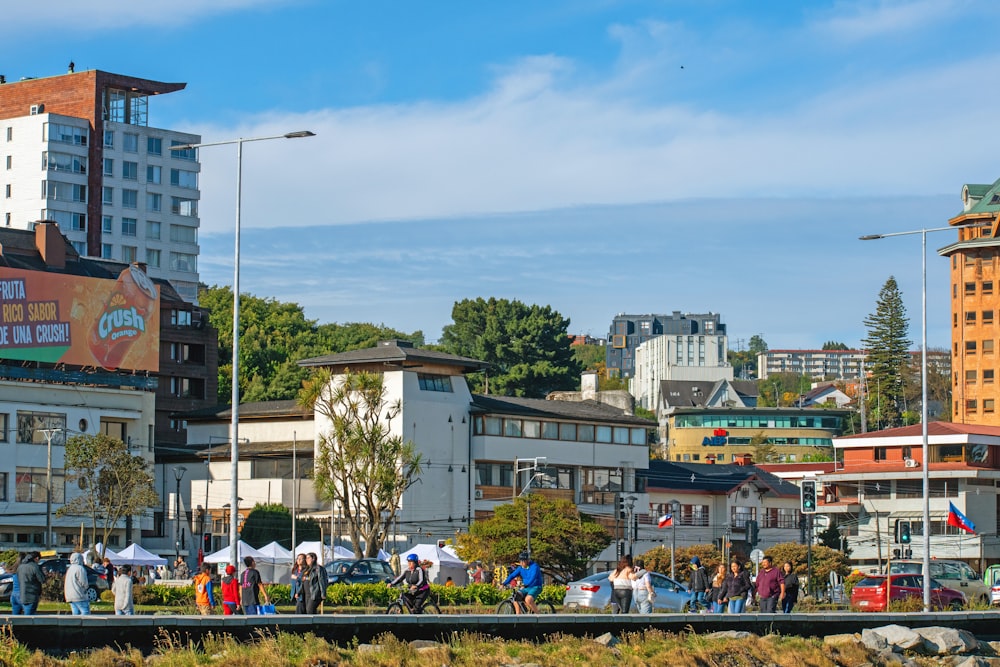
496;587;555;614
386;587;441;615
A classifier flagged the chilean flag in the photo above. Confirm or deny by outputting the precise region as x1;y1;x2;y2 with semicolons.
948;502;976;534
658;513;673;528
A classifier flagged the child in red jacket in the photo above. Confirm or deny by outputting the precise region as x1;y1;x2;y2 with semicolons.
220;564;240;615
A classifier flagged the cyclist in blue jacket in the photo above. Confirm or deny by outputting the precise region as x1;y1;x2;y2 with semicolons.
502;552;542;613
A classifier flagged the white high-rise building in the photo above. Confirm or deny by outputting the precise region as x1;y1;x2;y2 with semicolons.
632;332;733;410
0;69;201;302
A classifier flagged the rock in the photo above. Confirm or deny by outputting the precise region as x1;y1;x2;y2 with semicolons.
916;627;978;655
861;629;890;653
356;644;381;653
705;631;753;640
953;657;992;667
870;625;924;652
593;632;619;648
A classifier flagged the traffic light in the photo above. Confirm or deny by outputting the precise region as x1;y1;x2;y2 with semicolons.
617;494;627;519
201;532;212;554
616;540;625;560
747;519;759;547
800;479;817;514
900;521;911;545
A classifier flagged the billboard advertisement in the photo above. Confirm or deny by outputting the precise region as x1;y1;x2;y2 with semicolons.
0;265;160;372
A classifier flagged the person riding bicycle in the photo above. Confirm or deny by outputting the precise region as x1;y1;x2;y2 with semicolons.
502;551;542;614
388;553;430;613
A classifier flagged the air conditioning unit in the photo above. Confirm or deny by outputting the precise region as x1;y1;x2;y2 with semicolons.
474;489;483;499
29;103;43;115
904;458;919;468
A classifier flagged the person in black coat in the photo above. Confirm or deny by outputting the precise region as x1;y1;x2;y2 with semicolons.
17;551;45;616
781;561;800;613
720;560;753;613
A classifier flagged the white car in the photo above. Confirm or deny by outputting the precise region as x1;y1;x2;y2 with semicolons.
564;571;691;612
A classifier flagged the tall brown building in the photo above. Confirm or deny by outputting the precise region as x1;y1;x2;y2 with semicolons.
940;180;1000;424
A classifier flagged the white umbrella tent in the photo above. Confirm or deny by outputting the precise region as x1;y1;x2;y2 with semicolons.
293;541;334;564
401;544;468;585
203;541;266;564
256;541;294;584
109;544;168;567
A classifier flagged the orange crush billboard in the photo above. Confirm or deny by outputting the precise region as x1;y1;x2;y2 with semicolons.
0;265;160;372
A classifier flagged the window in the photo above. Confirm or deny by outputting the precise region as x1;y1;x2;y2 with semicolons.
147;137;162;155
146;220;160;239
966;341;977;354
985;399;996;414
966;282;977;296
171;197;197;217
0;414;7;442
967;399;978;411
986;370;995;384
121;245;136;263
613;426;630;444
535;466;574;490
121;217;137;236
47;123;87;146
16;468;65;503
169;377;205;399
896;479;922;498
966;311;977;323
5;127;10;141
46;210;86;232
985;311;995;325
4;184;9;198
123;133;138;152
102;244;112;258
170;140;197;161
122;161;138;180
523;420;541;438
504;419;522;437
147;165;161;184
169;252;197;273
730;506;755;529
103;187;113;206
122;189;137;208
541;421;558;439
577;424;594;441
146;248;161;267
43;181;86;202
44;151;86;174
764;507;798;529
146;192;161;212
16;411;66;444
5;155;9;170
171;309;193;326
170;168;198;189
104;130;114;148
966;370;977;383
103;158;113;176
417;374;452;392
631;428;646;445
71;240;86;255
985;339;995;354
874;446;887;461
102;215;113;233
558;423;576;441
596;425;612;443
986;281;995;296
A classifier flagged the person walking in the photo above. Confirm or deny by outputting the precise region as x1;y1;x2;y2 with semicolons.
173;557;190;580
304;552;328;614
720;560;753;613
781;561;800;613
630;558;655;613
102;557;116;589
112;565;134;615
707;563;727;613
608;555;634;614
193;563;217;615
240;556;269;615
290;553;306;612
220;564;240;615
754;556;785;613
64;552;91;615
688;556;710;612
8;553;23;615
18;551;44;616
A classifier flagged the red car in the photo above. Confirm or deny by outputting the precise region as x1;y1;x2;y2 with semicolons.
850;574;966;611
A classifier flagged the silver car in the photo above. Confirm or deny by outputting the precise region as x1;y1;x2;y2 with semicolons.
563;571;691;612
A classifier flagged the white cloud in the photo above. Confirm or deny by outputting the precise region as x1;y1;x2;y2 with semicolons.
4;0;294;30
810;0;966;42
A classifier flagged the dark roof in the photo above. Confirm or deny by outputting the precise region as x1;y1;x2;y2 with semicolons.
298;339;487;373
640;460;800;497
470;395;654;426
660;380;716;407
177;399;311;422
731;380;759;398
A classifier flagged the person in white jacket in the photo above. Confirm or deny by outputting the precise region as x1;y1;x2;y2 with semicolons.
64;552;91;615
112;564;134;615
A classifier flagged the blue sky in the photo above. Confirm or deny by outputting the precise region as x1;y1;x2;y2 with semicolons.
7;1;1000;349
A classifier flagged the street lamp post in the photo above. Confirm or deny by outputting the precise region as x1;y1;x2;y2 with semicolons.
669;499;680;580
173;466;187;567
170;130;314;569
514;457;547;558
860;222;984;612
624;495;637;557
39;428;62;549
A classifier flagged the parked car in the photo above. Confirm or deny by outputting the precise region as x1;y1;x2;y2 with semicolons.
324;558;396;585
850;574;965;611
564;571;691;612
38;558;110;602
888;559;989;605
0;572;13;602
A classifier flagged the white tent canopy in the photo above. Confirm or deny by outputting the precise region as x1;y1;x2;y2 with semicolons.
203;541;266;564
333;545;354;559
401;544;468;585
256;541;294;563
293;541;334;564
108;544;167;567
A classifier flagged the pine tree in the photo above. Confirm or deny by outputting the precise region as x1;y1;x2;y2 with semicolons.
862;277;911;430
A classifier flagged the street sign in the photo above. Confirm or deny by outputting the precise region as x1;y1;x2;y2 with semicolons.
749;548;764;565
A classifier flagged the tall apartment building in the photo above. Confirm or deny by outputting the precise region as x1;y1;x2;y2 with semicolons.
0;68;201;303
606;311;727;379
758;349;867;380
632;333;733;410
940;178;1000;425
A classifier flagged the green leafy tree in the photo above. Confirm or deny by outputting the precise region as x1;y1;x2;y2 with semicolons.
571;343;606;371
901;347;951;422
816;523;851;556
456;494;611;583
748;335;768;355
299;369;421;558
640;544;723;582
239;502;321;547
760;542;851;594
56;433;159;555
439;297;581;397
750;431;779;463
200;286;422;404
862;277;911;430
822;341;849;350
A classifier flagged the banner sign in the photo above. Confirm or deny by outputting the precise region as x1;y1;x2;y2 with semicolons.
0;265;160;372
